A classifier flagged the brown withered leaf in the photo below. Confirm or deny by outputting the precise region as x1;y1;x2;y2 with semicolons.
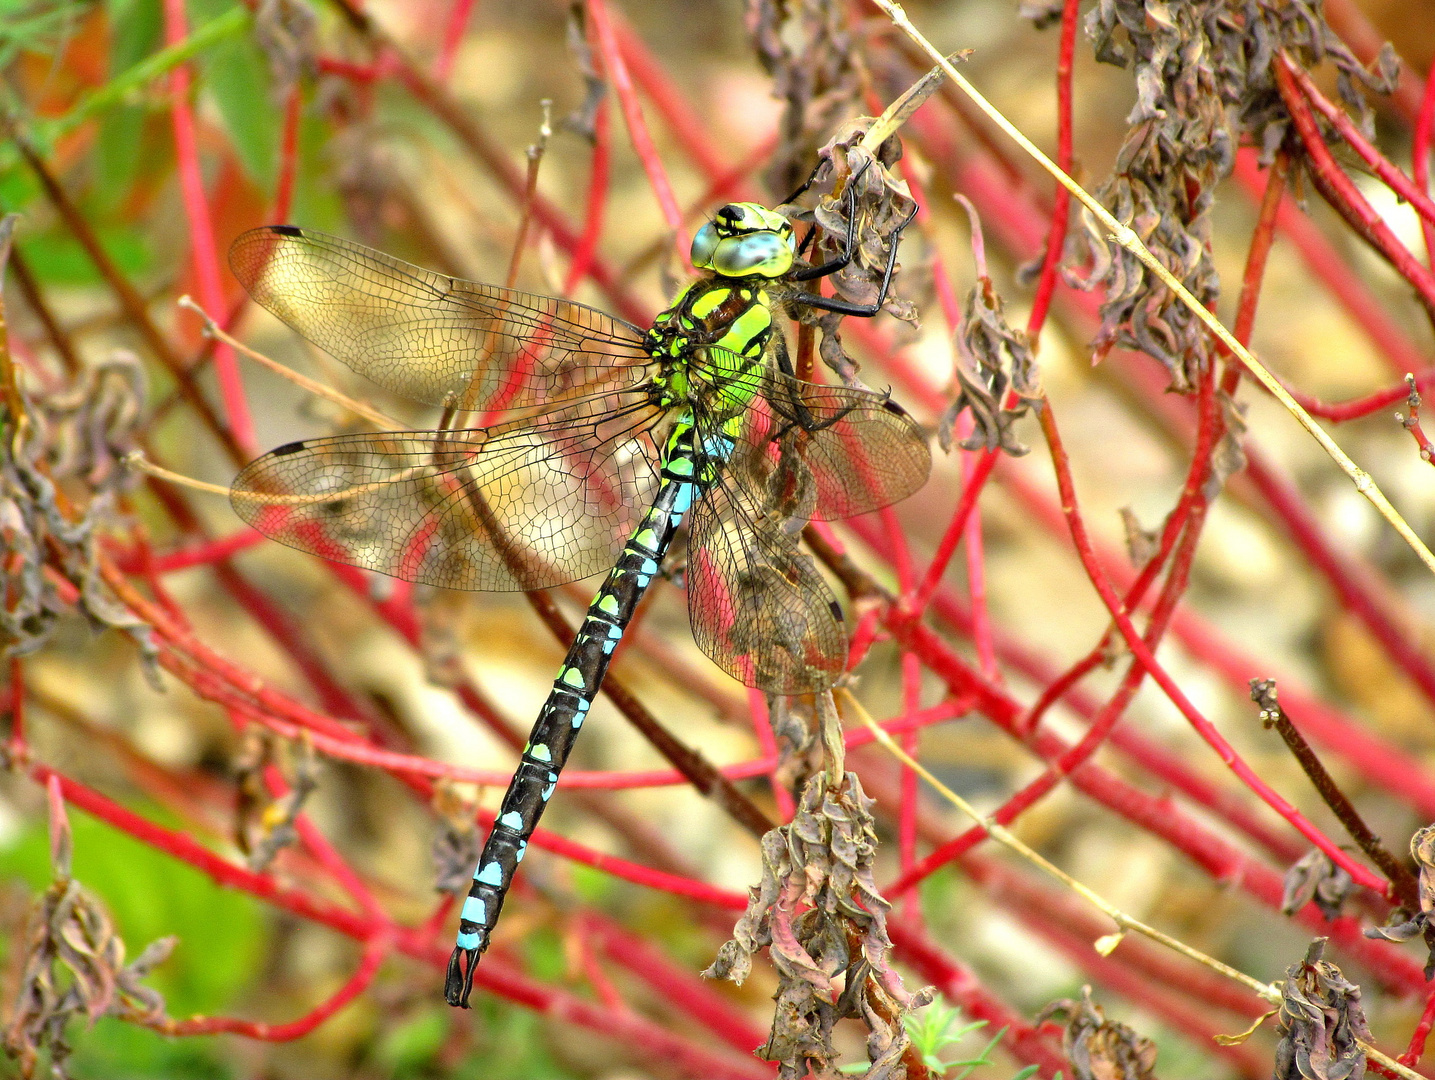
234;729;321;873
1282;848;1356;920
1364;823;1435;976
1038;987;1157;1080
1069;0;1395;390
2;353;154;671
801;130;919;327
775;131;920;387
1272;939;1371;1080
938;273;1039;456
253;0;317;94
705;771;928;1079
1208;390;1249;495
1020;0;1067;30
4;788;176;1079
1119;508;1161;567
746;0;864;199
559;3;606;142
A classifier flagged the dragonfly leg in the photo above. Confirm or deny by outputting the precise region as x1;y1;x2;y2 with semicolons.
788;201;918;317
789;158;879;284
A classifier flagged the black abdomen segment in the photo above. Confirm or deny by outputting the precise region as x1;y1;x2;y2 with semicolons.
444;426;700;1007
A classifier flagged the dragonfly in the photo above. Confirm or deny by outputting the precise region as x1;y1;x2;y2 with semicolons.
227;166;931;1008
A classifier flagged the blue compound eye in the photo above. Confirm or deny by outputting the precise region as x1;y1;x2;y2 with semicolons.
690;223;720;269
710;232;793;278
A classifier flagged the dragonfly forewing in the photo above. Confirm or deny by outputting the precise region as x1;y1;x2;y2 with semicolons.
230;226;656;414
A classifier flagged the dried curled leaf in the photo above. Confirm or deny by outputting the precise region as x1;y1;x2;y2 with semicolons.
1069;0;1394;390
559;2;606;142
1364;823;1435;976
253;0;317;93
1118;508;1161;566
2;354;154;671
746;0;864;198
800;130;919;328
1209;389;1249;495
1282;849;1356;920
1273;939;1371;1080
1038;986;1158;1080
3;791;176;1079
705;771;929;1079
938;273;1040;456
234;729;321;873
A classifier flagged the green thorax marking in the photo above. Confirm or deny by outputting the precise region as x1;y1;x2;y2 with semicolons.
646;278;774;412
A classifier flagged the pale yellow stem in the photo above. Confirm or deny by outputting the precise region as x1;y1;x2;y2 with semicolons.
870;0;1435;580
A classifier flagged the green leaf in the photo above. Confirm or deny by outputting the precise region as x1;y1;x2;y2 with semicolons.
111;0;164;69
372;1007;448;1077
91;0;162;207
190;0;277;190
14;223;153;285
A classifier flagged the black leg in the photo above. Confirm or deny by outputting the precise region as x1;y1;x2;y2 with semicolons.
790;201;918;318
780;158;828;207
790;159;876;284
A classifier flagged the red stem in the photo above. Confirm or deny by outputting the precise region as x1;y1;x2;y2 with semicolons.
273;83;301;224
563;96;611;294
1275;54;1435;316
1403;985;1435;1067
1044;403;1384;890
888;922;1068;1075
1286;62;1435;230
1418;64;1435;265
434;0;478;82
586;0;688;259
160;936;389;1040
1231;150;1430;377
1024;0;1079;340
162;0;254;454
611;14;747;188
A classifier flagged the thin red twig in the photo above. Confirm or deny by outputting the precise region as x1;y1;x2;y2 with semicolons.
1275;54;1435;316
586;0;689;261
159;936;389;1040
162;0;254;454
1025;0;1079;340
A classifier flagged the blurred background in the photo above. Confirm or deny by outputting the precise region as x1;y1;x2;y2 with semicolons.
4;0;1435;1077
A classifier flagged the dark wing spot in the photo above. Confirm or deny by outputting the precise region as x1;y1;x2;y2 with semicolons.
272;224;304;237
272;440;308;456
829;600;844;622
881;398;909;417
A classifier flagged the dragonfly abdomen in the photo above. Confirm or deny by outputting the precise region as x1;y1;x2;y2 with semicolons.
445;421;704;1007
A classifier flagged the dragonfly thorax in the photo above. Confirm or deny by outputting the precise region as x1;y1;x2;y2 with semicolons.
646;277;777;410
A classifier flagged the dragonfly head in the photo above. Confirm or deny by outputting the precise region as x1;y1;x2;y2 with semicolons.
691;203;795;279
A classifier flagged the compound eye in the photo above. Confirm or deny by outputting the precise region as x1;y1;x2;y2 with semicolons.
690;223;720;269
711;232;793;278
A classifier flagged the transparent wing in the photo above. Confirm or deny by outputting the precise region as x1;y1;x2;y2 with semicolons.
689;355;930;521
231;393;665;591
230;226;655;412
686;471;847;694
